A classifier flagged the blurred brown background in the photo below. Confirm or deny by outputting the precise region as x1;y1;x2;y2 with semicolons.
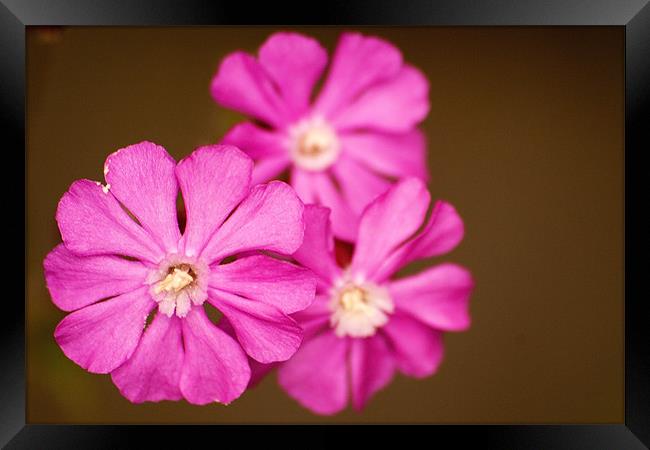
26;26;624;424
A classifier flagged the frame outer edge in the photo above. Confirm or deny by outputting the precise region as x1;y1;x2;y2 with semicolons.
625;1;650;447
0;0;26;447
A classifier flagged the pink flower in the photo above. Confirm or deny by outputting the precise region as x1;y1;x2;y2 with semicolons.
44;142;317;405
277;178;474;414
211;31;430;242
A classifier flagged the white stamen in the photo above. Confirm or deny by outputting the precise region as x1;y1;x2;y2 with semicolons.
329;276;393;338
287;115;340;171
148;255;208;318
154;268;194;294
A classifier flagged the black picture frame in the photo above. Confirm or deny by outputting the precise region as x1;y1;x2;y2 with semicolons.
5;0;649;448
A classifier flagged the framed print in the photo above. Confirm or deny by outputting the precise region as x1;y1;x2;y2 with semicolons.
4;0;649;448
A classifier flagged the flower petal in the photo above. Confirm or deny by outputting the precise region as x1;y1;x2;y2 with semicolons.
56;179;164;262
210;51;289;127
216;317;278;388
277;330;349;415
381;313;444;378
403;200;465;260
44;244;148;312
350;178;430;278
209;254;317;314
314;32;402;117
208;289;302;363
111;313;184;403
311;172;358;242
175;145;252;258
104;141;181;253
248;359;277;388
332;65;429;133
179;307;250;405
258;32;328;115
332;155;392;214
373;200;465;281
349;334;395;411
341;129;428;181
292;294;332;339
252;156;290;185
389;263;473;331
54;286;155;374
221;122;286;160
298;316;331;341
292;205;340;282
200;181;304;262
291;167;318;204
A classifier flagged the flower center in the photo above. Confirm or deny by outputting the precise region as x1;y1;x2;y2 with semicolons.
329;277;394;338
154;265;195;294
148;254;208;318
288;116;340;171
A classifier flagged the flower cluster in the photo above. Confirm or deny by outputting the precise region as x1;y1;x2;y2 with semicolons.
44;31;473;414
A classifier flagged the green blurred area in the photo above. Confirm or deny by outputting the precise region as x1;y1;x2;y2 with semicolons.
27;26;624;423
